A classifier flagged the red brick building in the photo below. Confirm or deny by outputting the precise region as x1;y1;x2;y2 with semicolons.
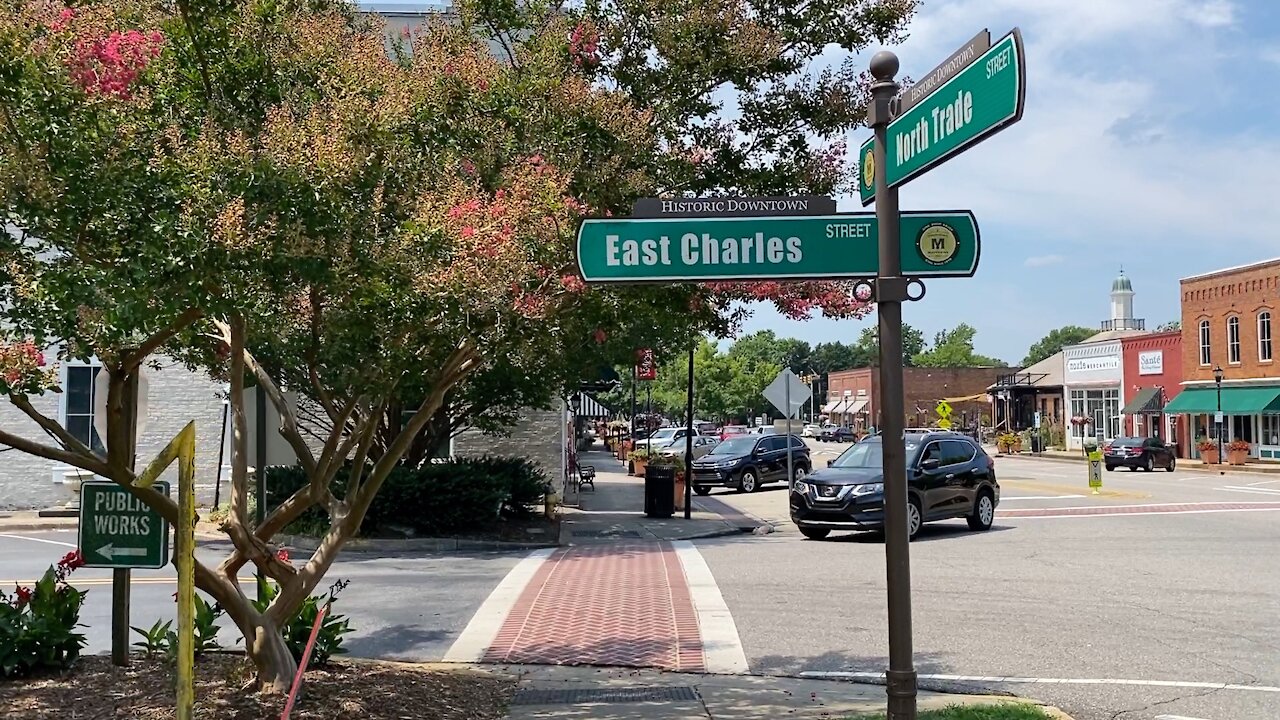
1164;258;1280;461
1120;331;1187;456
823;366;1003;431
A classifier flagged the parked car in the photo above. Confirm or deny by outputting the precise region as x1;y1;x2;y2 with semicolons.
1104;436;1176;472
789;431;999;541
801;423;823;438
690;434;812;494
632;426;701;451
655;435;720;460
750;426;779;436
719;425;750;441
819;426;855;443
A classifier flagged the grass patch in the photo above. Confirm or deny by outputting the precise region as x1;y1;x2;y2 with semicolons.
849;703;1054;720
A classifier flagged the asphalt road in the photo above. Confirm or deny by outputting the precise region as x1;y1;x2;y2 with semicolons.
0;530;524;662
695;443;1280;720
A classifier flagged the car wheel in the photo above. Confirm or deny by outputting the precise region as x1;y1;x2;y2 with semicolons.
738;469;760;493
800;527;830;540
1143;456;1154;472
1166;457;1176;472
793;465;807;483
907;496;923;541
1106;464;1115;472
694;485;712;496
967;490;995;531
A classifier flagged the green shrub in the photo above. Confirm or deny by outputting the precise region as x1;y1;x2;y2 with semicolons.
264;455;550;536
249;577;352;667
0;551;88;678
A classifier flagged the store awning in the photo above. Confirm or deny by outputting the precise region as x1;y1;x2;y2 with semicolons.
574;393;612;418
1120;387;1163;414
1163;386;1280;415
821;400;841;413
847;399;869;414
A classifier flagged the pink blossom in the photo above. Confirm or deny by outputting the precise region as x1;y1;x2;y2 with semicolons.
460;226;476;238
593;328;607;344
460;159;476;176
475;77;489;91
66;29;165;100
400;26;411;39
560;274;587;293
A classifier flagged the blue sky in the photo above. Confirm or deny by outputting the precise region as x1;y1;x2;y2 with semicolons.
733;0;1280;364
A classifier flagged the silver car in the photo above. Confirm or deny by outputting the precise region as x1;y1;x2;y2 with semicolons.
656;436;720;460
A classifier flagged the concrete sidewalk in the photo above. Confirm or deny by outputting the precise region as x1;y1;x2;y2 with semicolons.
497;664;1074;719
562;450;746;544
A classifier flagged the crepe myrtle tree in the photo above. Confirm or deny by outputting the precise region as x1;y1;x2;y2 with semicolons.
0;0;906;691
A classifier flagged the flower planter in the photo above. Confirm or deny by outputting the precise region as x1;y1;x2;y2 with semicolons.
674;471;687;511
1199;448;1220;465
1012;440;1023;454
997;445;1010;455
1228;449;1249;466
632;459;647;477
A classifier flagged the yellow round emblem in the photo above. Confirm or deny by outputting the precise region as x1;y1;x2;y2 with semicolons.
862;151;875;189
917;223;959;266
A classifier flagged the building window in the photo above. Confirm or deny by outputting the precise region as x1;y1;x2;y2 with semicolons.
63;364;106;455
1260;311;1273;362
1198;320;1211;365
1227;316;1241;364
1264;414;1280;447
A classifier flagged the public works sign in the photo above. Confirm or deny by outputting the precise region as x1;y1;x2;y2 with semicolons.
635;348;657;380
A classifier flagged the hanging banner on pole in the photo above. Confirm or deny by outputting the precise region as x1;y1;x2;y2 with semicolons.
635;348;657;381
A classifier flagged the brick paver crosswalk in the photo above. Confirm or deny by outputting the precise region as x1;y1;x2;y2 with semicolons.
481;543;705;671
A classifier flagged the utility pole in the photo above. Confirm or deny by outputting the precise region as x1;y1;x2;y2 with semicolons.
868;50;918;720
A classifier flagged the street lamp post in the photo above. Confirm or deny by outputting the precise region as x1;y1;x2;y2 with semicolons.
1213;364;1224;463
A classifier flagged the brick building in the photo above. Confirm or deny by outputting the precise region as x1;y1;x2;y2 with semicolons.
1165;258;1280;461
1119;331;1187;456
823;366;1004;431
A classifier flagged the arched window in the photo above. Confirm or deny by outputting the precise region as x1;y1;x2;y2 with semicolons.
1260;311;1273;362
1227;316;1241;364
1198;320;1211;365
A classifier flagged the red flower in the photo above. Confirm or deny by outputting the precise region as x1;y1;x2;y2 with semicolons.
560;274;587;293
276;548;291;564
58;549;85;571
14;585;32;607
592;328;607;344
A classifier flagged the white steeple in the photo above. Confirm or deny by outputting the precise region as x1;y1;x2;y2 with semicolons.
1110;268;1134;323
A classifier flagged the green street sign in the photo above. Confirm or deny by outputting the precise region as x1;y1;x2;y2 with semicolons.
79;481;170;569
859;29;1025;205
575;211;979;283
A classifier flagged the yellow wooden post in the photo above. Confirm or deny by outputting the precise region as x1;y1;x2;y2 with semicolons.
133;422;197;720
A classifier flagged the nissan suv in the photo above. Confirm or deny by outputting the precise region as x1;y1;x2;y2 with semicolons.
690;434;811;494
789;432;998;541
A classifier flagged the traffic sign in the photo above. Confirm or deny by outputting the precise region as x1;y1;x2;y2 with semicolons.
763;368;812;419
859;29;1025;205
576;211;980;283
937;419;952;430
935;400;952;418
1087;450;1103;493
79;481;170;569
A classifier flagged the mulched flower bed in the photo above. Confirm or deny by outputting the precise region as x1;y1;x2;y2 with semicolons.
0;654;516;719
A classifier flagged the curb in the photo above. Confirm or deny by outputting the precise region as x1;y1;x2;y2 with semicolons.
275;533;560;554
692;494;776;533
996;451;1280;474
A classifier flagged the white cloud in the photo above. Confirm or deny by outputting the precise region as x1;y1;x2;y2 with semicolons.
1024;254;1065;268
1261;46;1280;66
1182;0;1237;27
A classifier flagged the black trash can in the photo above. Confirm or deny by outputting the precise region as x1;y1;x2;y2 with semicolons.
1030;435;1043;453
644;466;676;519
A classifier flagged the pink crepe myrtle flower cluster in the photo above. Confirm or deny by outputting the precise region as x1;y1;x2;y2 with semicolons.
704;281;871;321
569;22;600;68
0;340;56;395
47;7;75;32
560;274;587;293
66;29;165;100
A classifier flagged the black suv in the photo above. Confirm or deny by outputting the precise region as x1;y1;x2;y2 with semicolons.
819;426;855;443
789;432;999;540
691;434;811;494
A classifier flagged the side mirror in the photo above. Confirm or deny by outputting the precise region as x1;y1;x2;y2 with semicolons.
826;459;834;467
920;458;941;471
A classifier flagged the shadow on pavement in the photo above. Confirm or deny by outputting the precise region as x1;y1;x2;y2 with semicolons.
347;622;452;657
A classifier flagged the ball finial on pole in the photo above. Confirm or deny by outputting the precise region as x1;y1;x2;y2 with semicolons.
870;50;900;81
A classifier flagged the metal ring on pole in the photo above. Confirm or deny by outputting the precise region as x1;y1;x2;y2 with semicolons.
904;278;927;302
853;279;875;302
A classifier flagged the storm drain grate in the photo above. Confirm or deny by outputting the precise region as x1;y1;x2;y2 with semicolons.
570;529;643;538
511;686;700;705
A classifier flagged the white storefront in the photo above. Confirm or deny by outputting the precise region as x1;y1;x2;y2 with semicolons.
1063;340;1125;450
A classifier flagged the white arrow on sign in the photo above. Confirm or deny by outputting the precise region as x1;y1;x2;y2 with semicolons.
97;543;148;560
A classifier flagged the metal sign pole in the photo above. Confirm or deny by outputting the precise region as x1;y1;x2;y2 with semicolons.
785;375;794;489
684;346;694;519
869;51;918;720
111;367;139;667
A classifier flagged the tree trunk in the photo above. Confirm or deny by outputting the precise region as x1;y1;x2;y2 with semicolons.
247;616;297;694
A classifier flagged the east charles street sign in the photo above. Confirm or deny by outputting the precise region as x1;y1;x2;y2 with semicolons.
576;211;979;284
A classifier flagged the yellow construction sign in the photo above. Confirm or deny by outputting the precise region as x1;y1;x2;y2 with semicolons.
935;400;953;429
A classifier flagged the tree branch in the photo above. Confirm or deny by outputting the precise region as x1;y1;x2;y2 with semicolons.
122;308;204;371
8;393;97;459
0;426;111;476
227;315;250;529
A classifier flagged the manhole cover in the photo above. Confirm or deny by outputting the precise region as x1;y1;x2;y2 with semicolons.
511;686;700;705
570;529;643;538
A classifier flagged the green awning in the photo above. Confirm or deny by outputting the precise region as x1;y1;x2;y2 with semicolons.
1163;386;1280;414
1121;387;1163;414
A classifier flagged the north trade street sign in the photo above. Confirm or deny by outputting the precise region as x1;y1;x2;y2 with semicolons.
893;30;991;117
79;481;171;569
575;211;979;283
859;28;1025;205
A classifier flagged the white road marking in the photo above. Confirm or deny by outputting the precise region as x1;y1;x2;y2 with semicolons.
0;533;78;548
1000;495;1086;500
1007;501;1280;512
1155;715;1214;720
1218;485;1280;496
674;540;748;674
1246;479;1280;486
800;671;1280;694
441;547;554;663
1012;507;1280;520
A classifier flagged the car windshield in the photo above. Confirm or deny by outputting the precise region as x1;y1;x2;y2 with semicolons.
648;428;677;441
707;437;756;456
1112;437;1144;446
830;439;921;468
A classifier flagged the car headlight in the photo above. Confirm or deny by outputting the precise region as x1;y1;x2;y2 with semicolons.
793;481;811;495
851;482;884;495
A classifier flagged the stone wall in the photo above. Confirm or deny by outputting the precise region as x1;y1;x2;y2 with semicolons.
452;405;565;490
